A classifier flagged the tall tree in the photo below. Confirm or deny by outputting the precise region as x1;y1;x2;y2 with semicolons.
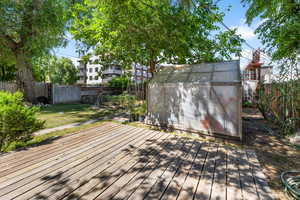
71;0;243;75
0;51;16;81
48;57;79;85
242;0;300;61
0;0;73;102
34;56;79;85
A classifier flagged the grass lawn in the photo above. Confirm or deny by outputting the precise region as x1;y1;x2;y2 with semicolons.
3;121;109;153
36;104;118;129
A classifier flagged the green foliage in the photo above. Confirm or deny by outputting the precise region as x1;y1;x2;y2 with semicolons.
102;92;137;108
33;56;79;85
243;0;300;61
257;73;300;136
48;57;79;85
130;101;147;116
0;0;76;101
243;101;255;108
71;0;243;71
101;92;147;121
107;76;131;90
0;91;44;152
0;0;74;58
0;61;16;81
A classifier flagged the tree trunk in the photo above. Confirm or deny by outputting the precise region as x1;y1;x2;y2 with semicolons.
149;60;156;77
15;51;36;103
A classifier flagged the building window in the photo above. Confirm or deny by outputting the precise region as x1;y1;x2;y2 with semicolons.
89;68;93;73
89;76;93;80
95;67;99;72
95;76;99;80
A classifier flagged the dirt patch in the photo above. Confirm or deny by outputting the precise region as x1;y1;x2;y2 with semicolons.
243;108;300;200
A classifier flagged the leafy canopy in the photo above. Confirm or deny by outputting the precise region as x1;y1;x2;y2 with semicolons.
71;0;243;70
33;56;79;85
243;0;300;61
0;0;74;60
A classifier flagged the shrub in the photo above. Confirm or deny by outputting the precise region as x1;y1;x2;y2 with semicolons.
101;92;136;108
107;76;131;90
0;91;44;152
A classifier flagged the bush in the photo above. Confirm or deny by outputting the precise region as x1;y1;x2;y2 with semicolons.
0;91;44;152
107;76;131;90
101;92;136;108
243;101;255;108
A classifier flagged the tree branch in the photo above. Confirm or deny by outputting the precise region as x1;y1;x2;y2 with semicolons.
0;31;17;50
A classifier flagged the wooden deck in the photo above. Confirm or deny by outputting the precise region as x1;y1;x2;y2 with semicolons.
0;122;273;200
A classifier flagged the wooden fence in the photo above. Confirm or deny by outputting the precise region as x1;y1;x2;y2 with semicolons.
0;81;51;98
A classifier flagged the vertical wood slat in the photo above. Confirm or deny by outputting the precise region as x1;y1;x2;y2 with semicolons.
210;145;227;200
159;141;202;200
237;149;260;200
246;150;273;200
226;147;243;200
176;142;209;200
130;139;194;200
194;143;219;200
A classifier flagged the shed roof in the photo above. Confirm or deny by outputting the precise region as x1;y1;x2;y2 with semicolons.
152;60;241;84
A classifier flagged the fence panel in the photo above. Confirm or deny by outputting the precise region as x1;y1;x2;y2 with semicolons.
0;82;18;93
52;85;81;104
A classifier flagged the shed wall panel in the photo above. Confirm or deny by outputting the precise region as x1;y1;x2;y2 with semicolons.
146;61;242;140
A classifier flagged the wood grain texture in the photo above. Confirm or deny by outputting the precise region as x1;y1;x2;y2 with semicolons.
0;123;273;200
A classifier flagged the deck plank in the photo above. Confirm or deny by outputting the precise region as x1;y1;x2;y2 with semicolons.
93;136;187;200
0;123;272;200
50;130;169;200
246;150;273;200
138;139;195;200
159;141;202;200
237;149;259;200
76;134;177;200
9;127;151;200
194;143;219;200
112;138;193;200
0;123;122;177
0;125;134;189
210;145;227;200
0;123;116;165
176;142;209;200
226;147;243;200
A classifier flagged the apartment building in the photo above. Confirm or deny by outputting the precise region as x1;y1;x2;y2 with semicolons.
76;56;123;85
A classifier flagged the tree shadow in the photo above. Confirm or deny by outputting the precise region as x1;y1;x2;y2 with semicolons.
25;133;264;200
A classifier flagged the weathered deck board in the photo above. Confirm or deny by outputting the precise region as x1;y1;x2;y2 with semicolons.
111;137;188;200
0;124;123;180
53;130;171;200
226;147;243;200
176;143;208;200
0;122;273;200
127;138;193;200
237;149;260;200
210;145;227;200
0;125;135;187
0;123;117;166
159;141;201;200
10;126;151;200
92;136;184;200
194;143;219;200
246;150;273;200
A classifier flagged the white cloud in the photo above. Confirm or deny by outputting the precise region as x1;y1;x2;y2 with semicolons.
234;25;256;39
230;18;256;40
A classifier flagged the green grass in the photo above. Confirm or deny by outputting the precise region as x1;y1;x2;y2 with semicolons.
36;104;117;128
3;121;109;153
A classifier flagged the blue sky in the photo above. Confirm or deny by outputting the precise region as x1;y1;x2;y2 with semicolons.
54;0;269;69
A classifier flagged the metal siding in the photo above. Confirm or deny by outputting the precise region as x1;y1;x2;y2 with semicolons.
147;61;242;139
